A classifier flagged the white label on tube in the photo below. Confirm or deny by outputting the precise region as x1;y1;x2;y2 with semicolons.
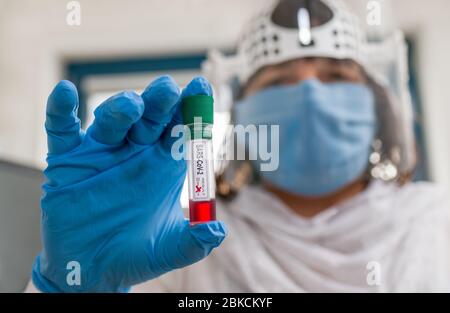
190;140;211;201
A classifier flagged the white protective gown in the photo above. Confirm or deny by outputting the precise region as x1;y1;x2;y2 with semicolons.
133;180;450;292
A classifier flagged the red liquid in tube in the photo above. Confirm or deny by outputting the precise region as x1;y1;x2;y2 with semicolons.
189;199;216;225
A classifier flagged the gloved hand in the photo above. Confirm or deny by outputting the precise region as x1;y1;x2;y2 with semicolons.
32;76;227;292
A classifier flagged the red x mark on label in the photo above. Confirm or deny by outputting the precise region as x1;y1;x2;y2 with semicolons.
195;185;203;193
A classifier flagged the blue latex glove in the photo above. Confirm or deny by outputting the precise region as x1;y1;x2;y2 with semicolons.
32;76;227;292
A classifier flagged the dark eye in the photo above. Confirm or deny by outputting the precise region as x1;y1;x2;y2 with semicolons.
260;78;284;89
319;71;354;83
330;72;346;81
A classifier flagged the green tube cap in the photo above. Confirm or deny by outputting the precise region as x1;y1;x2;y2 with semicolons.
182;95;214;125
182;95;214;140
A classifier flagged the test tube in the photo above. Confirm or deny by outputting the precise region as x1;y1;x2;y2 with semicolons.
182;95;216;225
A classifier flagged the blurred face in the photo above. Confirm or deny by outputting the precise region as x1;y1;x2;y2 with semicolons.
233;56;376;198
243;57;367;97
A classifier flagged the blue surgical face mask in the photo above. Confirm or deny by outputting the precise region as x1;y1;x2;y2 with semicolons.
234;79;376;197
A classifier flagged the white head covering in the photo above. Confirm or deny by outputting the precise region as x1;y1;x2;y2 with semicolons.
208;181;450;292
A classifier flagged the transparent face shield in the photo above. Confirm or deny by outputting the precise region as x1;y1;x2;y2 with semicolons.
203;0;417;199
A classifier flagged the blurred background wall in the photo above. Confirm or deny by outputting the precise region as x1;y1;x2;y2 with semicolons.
0;0;449;291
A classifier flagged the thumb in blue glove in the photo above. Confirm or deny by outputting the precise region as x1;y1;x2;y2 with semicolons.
32;76;227;292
